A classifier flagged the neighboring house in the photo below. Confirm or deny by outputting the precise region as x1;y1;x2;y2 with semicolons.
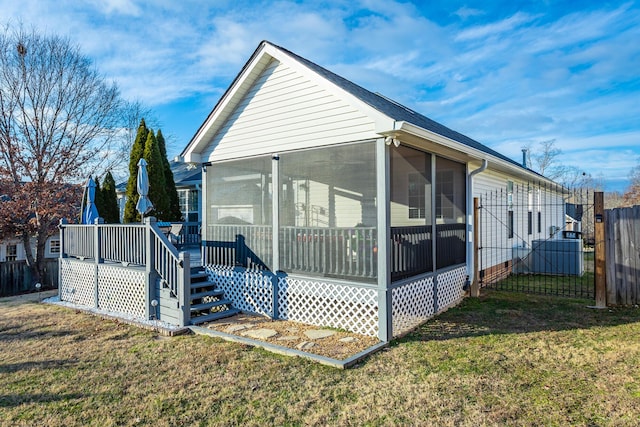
179;41;566;340
116;159;202;223
0;237;60;262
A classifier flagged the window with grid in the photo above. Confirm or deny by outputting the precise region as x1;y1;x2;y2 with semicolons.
6;244;17;261
408;173;426;219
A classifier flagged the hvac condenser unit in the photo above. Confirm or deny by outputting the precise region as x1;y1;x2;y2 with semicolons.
530;239;584;276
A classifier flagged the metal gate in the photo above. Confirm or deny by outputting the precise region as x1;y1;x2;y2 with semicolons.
477;181;594;299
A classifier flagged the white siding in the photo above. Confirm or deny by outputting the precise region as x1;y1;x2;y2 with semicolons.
203;59;378;162
473;169;566;271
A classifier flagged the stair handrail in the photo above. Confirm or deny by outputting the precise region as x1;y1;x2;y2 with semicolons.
146;218;190;327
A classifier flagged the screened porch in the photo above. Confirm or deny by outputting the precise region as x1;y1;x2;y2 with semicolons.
202;141;467;283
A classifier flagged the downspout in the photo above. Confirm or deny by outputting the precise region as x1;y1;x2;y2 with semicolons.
466;159;488;287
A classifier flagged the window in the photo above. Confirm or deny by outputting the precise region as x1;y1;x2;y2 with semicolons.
538;211;542;234
528;211;533;235
6;244;17;261
50;240;60;254
408;173;426;219
435;170;454;220
507;180;514;209
179;189;199;222
508;211;514;239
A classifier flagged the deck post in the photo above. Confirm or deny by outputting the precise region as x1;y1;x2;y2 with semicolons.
144;217;157;320
178;251;190;327
93;218;103;308
376;138;392;341
271;153;280;319
471;197;480;297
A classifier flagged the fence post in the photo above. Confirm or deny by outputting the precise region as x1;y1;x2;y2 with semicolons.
471;197;480;297
593;191;606;308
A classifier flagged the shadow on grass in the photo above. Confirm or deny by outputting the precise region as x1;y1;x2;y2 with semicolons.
0;392;85;408
0;359;79;374
398;290;640;343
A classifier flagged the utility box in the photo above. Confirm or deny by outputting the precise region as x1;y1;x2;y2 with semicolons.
530;239;584;276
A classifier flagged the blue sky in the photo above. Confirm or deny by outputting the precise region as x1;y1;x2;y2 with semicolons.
3;0;639;191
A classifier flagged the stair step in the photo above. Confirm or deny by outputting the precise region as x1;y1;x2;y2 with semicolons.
190;289;224;301
190;308;241;325
190;281;216;291
190;272;209;281
190;299;233;312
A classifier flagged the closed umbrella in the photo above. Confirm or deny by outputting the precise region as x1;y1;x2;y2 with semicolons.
82;178;99;224
136;158;153;221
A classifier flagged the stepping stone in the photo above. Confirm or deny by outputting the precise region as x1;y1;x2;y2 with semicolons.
296;341;316;350
276;335;300;342
304;329;335;340
339;337;358;343
225;324;249;333
243;328;278;340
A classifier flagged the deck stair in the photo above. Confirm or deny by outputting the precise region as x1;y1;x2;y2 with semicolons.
189;267;239;325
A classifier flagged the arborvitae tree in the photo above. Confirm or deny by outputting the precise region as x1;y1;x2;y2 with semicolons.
156;130;183;221
123;119;149;223
101;171;120;223
143;131;169;220
93;176;104;218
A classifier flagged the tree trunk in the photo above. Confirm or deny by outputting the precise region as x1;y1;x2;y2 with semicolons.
21;232;42;285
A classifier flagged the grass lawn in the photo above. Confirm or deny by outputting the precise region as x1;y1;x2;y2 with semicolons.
1;291;639;426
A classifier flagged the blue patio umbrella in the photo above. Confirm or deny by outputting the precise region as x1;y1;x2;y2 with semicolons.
82;178;99;224
136;158;153;221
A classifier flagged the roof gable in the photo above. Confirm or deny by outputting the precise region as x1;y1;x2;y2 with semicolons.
182;40;533;177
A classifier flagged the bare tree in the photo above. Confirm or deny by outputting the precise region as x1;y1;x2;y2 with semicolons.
0;25;123;284
622;160;640;206
525;139;570;181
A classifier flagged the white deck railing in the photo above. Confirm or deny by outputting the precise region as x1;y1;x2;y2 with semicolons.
59;218;190;326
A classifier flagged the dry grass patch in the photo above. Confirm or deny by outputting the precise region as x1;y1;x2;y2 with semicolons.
1;291;640;426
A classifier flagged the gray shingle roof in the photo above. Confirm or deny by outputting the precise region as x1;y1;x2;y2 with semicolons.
272;42;524;169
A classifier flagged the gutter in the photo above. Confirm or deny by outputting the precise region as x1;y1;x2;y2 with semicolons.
466;159;488;288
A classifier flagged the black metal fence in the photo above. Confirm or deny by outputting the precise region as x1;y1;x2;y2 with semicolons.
0;259;59;297
478;182;595;299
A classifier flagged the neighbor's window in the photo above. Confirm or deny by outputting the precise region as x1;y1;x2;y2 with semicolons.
6;244;17;261
49;240;60;254
508;211;514;239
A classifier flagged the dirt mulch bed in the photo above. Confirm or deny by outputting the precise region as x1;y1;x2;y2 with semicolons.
202;313;381;360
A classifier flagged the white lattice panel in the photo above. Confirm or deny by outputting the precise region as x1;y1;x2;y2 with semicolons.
391;275;435;338
435;266;466;313
205;265;273;316
97;265;146;317
59;259;95;307
277;276;379;337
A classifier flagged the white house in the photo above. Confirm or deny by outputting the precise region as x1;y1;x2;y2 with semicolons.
57;41;568;341
179;41;566;340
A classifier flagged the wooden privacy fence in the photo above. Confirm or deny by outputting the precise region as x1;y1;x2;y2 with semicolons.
605;205;640;305
0;259;59;297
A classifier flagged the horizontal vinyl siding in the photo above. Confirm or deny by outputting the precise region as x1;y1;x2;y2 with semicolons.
203;59;378;162
474;170;566;271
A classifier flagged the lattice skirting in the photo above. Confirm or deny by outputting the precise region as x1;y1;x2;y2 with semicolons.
391;265;467;338
97;265;146;317
278;276;379;337
59;259;96;307
204;264;379;337
392;275;435;337
59;259;146;319
435;266;466;313
204;266;273;317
